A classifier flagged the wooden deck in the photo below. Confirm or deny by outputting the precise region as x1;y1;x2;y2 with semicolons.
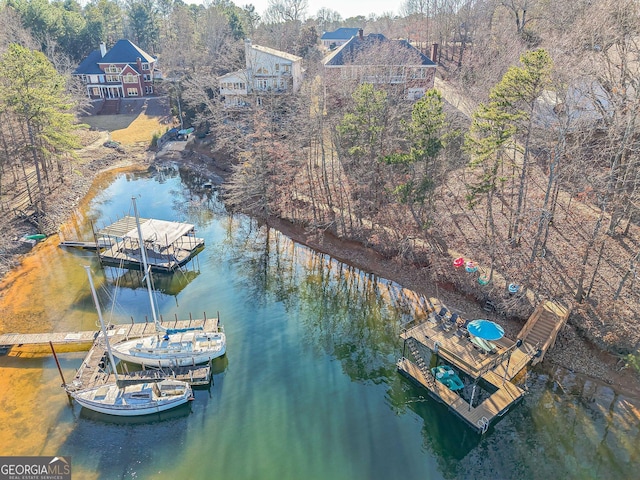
398;297;569;434
401;310;537;381
398;358;524;434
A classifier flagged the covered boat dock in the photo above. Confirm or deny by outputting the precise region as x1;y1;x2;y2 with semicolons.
95;216;204;272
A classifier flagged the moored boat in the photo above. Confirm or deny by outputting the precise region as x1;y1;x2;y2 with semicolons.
67;266;193;417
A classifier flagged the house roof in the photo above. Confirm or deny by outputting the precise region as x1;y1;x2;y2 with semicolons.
323;33;436;67
321;28;361;41
73;49;103;75
99;39;155;65
218;69;247;81
250;44;302;63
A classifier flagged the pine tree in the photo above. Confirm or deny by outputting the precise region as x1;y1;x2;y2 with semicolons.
0;43;81;220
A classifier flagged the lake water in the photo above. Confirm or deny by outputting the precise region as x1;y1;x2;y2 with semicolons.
0;167;638;479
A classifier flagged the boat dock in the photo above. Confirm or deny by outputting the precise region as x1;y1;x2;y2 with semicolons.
0;315;220;388
96;216;204;272
398;299;569;434
60;216;205;272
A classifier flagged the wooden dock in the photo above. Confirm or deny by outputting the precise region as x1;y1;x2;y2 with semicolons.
0;331;98;350
96;216;205;272
398;298;570;434
1;315;220;388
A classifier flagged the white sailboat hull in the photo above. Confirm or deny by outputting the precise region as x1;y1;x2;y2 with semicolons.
71;380;193;416
112;331;227;367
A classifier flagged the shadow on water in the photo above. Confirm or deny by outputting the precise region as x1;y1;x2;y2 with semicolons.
387;373;482;461
58;402;193;478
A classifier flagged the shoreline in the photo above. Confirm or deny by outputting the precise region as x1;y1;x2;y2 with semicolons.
1;143;639;399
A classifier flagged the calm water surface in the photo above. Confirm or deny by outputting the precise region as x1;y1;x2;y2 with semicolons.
0;167;638;480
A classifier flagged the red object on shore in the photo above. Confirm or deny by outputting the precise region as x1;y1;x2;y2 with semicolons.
453;257;464;267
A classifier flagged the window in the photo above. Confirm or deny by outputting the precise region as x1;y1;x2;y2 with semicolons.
275;64;280;72
282;64;291;73
256;79;269;90
127;88;139;96
106;75;120;82
256;67;269;75
106;64;119;73
145;86;153;94
142;63;149;71
411;68;426;79
91;88;100;96
123;74;136;83
143;74;151;82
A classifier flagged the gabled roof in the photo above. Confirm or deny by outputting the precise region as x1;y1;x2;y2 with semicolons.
323;33;436;67
73;49;103;75
321;28;361;41
99;39;155;65
250;44;302;63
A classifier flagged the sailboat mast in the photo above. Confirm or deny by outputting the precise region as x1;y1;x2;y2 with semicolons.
131;197;161;329
84;265;120;381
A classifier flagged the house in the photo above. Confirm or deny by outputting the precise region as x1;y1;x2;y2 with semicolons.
73;39;158;99
323;30;437;101
320;27;361;49
219;39;303;108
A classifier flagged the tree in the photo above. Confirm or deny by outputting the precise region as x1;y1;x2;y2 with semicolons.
264;0;308;23
127;0;160;53
489;48;552;245
0;43;80;222
336;83;389;220
384;89;449;231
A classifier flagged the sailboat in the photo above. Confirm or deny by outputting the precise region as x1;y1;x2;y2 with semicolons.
69;266;193;416
111;197;227;367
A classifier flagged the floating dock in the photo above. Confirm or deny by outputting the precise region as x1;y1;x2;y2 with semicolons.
96;216;204;272
398;299;569;434
60;216;204;272
0;315;221;388
67;314;220;390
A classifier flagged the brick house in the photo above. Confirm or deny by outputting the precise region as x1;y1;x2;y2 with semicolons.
73;39;158;99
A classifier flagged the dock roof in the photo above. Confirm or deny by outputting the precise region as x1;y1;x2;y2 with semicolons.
98;216;195;247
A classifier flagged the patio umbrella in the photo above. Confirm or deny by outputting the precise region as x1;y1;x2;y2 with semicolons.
466;319;504;341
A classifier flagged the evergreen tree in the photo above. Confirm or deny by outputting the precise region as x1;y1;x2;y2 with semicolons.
0;43;80;220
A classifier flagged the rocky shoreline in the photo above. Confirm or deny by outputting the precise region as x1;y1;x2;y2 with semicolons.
1;142;639;399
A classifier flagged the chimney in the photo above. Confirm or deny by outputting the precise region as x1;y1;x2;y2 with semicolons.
430;43;439;63
100;42;107;57
358;29;364;40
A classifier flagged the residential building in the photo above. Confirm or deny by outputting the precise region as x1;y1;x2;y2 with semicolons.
219;39;303;107
323;30;437;102
320;27;361;49
73;39;158;99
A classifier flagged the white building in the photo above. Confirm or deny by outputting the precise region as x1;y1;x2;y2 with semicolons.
219;40;303;107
